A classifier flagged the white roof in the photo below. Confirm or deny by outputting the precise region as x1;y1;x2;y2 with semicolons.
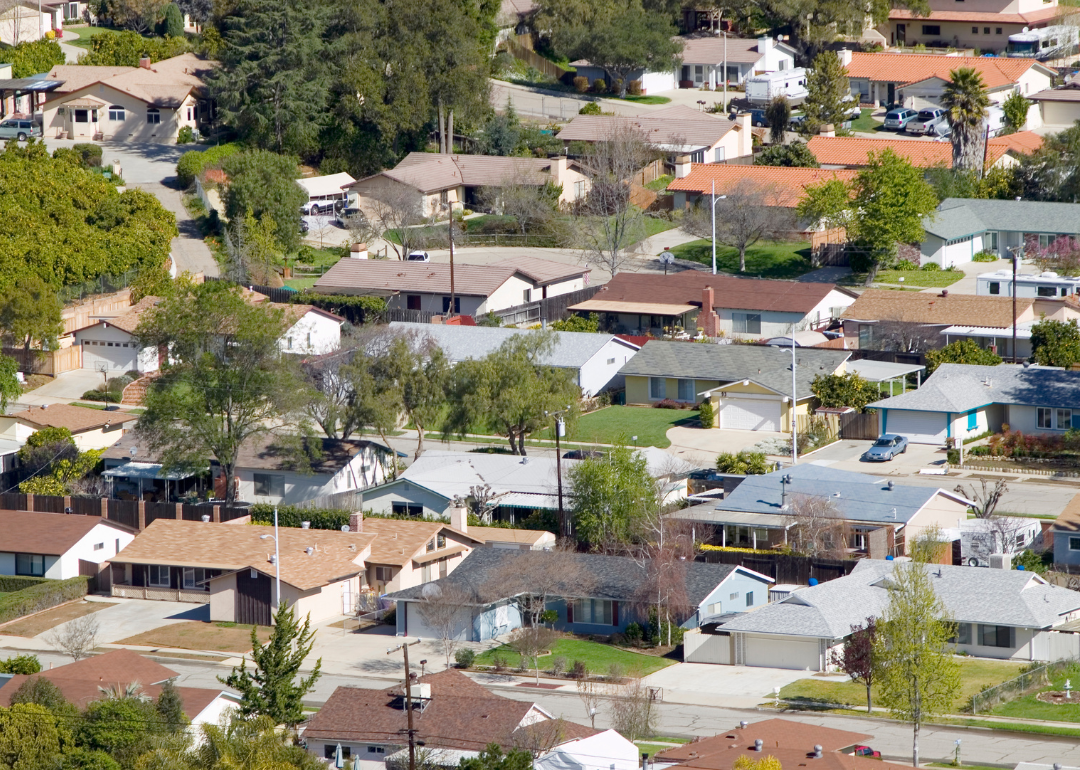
847;359;926;382
536;730;640;770
298;172;356;198
942;323;1033;339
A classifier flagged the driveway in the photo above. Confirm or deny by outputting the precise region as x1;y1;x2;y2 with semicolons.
19;369;109;405
666;425;787;469
642;663;844;709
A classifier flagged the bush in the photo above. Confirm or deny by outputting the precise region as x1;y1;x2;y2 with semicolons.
624;622;642;643
383;606;395;625
7;39;65;78
921;262;941;271
967;445;991;456
573;76;589;93
81;390;121;403
455;649;476;668
653;398;692;409
251;504;351;530
72;144;103;168
972;250;998;262
578;102;602;116
716;450;771;475
895;259;918;270
550;655;567;676
570;659;588;679
177;126;195;145
0;576;89;625
175;142;243;188
0;576;50;592
628;80;642;96
607;663;625;682
946;449;960;464
492;652;509;672
0;654;41;674
698;400;715;429
592;78;606;93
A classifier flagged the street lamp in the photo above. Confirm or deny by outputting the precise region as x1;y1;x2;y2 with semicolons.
1008;244;1024;362
545;405;573;537
259;506;280;612
710;181;728;275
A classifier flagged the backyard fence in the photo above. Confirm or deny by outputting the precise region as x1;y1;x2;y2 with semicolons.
696;550;858;585
967;660;1072;714
839;411;880;440
492;285;601;327
501;35;573;82
0;493;250;532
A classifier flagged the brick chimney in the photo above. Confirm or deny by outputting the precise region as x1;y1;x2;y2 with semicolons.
700;286;721;337
349;511;363;533
139;57;152;70
819;123;835;138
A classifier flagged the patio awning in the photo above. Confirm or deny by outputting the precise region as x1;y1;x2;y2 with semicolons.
847;359;926;382
101;462;196;481
567;299;696;316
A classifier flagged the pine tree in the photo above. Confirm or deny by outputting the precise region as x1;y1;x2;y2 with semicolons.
219;603;322;729
156;679;188;734
802;51;851;136
161;2;183;36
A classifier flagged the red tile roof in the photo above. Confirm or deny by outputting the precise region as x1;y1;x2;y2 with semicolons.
988;130;1043;155
806;136;1010;169
843;51;1045;89
667;165;857;207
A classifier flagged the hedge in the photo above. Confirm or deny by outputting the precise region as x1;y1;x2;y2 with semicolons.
0;576;89;625
176;142;243;188
250;504;351;530
0;576;50;593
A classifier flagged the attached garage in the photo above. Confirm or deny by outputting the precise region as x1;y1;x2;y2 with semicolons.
885;409;946;444
741;633;823;670
718;396;780;431
1033;96;1080;128
80;339;139;372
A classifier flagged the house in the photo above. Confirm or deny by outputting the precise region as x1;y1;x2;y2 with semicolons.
839;50;1054;109
345;153;589;218
671;464;975;557
919;198;1080;267
0;509;134;580
42;53;214;143
557;108;753;165
870;362;1080;444
882;0;1076;53
99;432;208;502
715;559;1080;670
569;273;857;338
298;172;355;209
806;134;1040;172
1051;495;1080;568
619;341;850;431
1029;87;1080;128
387;321;640;396
109;518;378;624
676;34;797;89
536;731;639;770
312;257;589;317
0;2;60;45
977;269;1080;300
567;62;675;95
469;525;556;550
301;669;597;764
353;512;482;594
0;403;137;451
387;547;774;640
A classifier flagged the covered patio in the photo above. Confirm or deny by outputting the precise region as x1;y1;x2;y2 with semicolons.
102;461;205;503
847;359;925;396
0;74;62;118
567;298;698;336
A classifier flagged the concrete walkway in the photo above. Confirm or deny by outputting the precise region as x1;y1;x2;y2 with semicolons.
57;28;83;63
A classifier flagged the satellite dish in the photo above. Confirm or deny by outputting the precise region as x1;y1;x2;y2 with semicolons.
341;524;350;533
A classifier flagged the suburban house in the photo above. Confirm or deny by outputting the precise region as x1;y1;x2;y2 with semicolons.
469;525;556;551
536;731;639;770
557;107;753;165
387;322;640;396
671;464;975;557
312;257;589;317
0;649;239;734
919;198;1080;267
567;61;675;95
978;270;1080;301
0;3;61;46
99;432;210;502
619;341;850;432
677;34;797;89
881;0;1074;52
1051;495;1080;568
840;50;1054;109
110;518;378;624
0;509;134;580
1029;86;1080;127
870;363;1080;444
42;53;214;142
387;547;774;640
301;669;597;764
569;273;856;338
345;153;589;218
0;403;137;451
355;512;482;594
806;133;1040;172
712;559;1080;670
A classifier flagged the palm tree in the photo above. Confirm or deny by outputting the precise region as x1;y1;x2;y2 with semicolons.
942;68;991;175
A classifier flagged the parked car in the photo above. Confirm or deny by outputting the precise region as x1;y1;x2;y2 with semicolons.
929;120;952;139
335;207;365;228
747;109;769;127
563;450;605;460
864;434;909;462
789;113;807;129
905;108;947;135
300;218;310;234
853;747;881;758
406;251;430;262
301;201;326;216
883;107;918;131
0;119;40;141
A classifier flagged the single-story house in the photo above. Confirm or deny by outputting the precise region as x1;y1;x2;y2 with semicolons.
387;321;640;396
354;512;481;595
387;547;774;640
298;172;355;209
0;403;137;451
870;362;1080;444
536;731;639;770
569;273;857;339
881;6;1077;56
557;107;752;165
98;432;210;502
0;2;60;46
346;153;589;218
671;464;975;558
619;341;850;432
469;525;556;550
42;53;214;143
0;509;135;580
1051;494;1080;568
716;559;1080;670
312;256;589;317
676;34;797;89
1029;86;1080;127
567;61;675;95
839;49;1054;109
302;669;597;765
807;134;1040;173
110;518;378;624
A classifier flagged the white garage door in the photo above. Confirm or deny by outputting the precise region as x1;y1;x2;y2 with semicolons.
743;635;821;671
1042;101;1080;127
888;409;947;444
81;340;138;372
719;397;780;431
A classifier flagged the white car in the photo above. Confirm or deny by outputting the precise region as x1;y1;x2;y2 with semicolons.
906;108;947;135
406;251;430;262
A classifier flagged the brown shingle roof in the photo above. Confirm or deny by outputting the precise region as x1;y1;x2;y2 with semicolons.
46;53;214;107
231;434;388;475
0;510;128;556
806;136;1010;170
557;110;736;149
889;5;1068;24
88;295;162;334
361;518;479;566
843;52;1046;89
1030;88;1080;103
667;165;857;208
111;519;376;590
656;719;870;762
372;153;569;195
469;526;554;545
313;258;586;297
679;35;777;65
14;403;138;434
841;288;1034;327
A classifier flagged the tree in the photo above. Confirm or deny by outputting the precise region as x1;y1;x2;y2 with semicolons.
222;210;285;285
941;68;991;176
478;102;521;156
1029;235;1080;277
910;524;951;565
1012;123;1080;202
160;1;184;35
608;677;656;742
156;679;188;734
78;29;191;65
925;339;1002;375
45;613;98;661
811;371;878;412
62;749;121;770
576;676;603;729
415;583;471;670
802;50;850;136
7;39;65;78
635;513;696;646
175;0;211;21
955;478;1008;519
796;177;852;238
76;697;163;767
0;703;62;770
715;451;770;475
875;561;961;766
682;179;792;272
302;349;363;440
1031;319;1080;367
568;443;659;549
552;313;600;333
221;151;306;254
509;625;561;685
219;602;322;730
365;186;428;261
9;677;68;711
486;548;596;628
17;426;77;478
764;96;790;145
107;0;168;33
459;744;533;770
480;174;562;238
1002;91;1031;134
19;447;103;495
372;333;449;459
135;281;304;502
0;356;21;414
786;494;848;559
0;655;39;675
0;274;62;372
755;142;819;168
830;618;877;713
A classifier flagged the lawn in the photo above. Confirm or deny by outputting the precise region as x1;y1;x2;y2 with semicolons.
284;276;319;290
293;245;342;269
779;658;1025;713
645;175;674;192
848;109;884;133
0;600;110;638
621;95;671;105
117;621;273;654
641;216;678;239
871;269;964;288
668;239;813;279
538;405;696;448
989;661;1080;722
64;25;131;50
474;637;675;676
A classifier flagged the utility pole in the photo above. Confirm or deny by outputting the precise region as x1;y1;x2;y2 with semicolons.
723;30;728;113
546;406;572;537
387;638;423;770
446;201;458;317
1009;244;1022;363
790;324;798;466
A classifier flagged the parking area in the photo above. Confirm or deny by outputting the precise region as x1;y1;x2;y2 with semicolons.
641;662;845;709
800;439;947;475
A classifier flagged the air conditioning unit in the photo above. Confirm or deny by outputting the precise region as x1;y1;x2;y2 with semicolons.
409;683;431;701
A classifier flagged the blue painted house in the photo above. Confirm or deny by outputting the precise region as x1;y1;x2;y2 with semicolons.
387;548;773;642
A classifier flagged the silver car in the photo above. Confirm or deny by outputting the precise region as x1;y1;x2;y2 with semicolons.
0;118;39;141
906;108;947;135
883;107;918;131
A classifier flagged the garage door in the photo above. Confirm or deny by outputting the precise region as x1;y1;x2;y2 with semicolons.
1042;101;1080;127
81;340;138;372
887;409;946;444
743;634;821;670
718;397;780;431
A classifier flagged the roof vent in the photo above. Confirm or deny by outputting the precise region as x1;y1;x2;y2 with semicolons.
201;514;210;523
834;492;841;498
754;740;763;752
813;746;823;759
301;521;311;529
305;547;314;556
887;481;894;491
739;721;749;729
940;290;949;298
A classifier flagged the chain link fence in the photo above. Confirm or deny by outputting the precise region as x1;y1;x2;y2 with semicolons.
968;659;1076;714
58;269;139;305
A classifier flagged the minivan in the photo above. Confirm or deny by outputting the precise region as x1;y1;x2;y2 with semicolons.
883;108;918;131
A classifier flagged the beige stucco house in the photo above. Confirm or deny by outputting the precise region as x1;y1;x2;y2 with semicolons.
357;512;482;595
0;403;137;452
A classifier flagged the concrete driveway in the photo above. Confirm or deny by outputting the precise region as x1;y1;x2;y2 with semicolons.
666;425;787;469
642;663;843;709
19;369;110;405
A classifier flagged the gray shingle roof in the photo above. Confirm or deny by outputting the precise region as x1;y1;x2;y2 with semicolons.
871;363;1080;413
618;342;850;400
721;559;1080;638
924;198;1080;241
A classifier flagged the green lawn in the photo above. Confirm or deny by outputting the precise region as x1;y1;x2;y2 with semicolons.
621;95;671;105
292;245;342;269
645;174;674;192
536;405;696;448
64;25;131;50
872;269;964;288
284;277;319;290
669;239;813;279
989;661;1080;722
641;216;678;239
779;658;1025;713
474;637;675;676
848;108;884;133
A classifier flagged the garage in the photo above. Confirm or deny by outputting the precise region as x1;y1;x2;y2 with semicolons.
1034;96;1080;128
742;634;822;671
718;396;780;431
80;339;139;372
886;409;946;444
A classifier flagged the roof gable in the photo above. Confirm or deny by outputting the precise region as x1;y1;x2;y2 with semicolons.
871;362;1080;413
0;510;130;556
844;52;1047;89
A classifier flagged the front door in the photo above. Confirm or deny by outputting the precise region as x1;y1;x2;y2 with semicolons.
887;83;896;105
896;24;906;44
235;570;272;626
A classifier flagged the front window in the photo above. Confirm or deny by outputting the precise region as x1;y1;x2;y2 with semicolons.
732;312;761;335
108;105;125;121
573;598;613;625
148;565;170;587
1070;536;1080;551
745;591;754;607
15;554;44;577
677;379;695;402
979;624;1014;648
437;533;446;548
921;24;940;35
325;746;352;760
441;297;460;313
253;473;284;497
957;622;972;645
859;324;873;348
391;502;423;517
147;108;161;125
649;377;666;400
1037;286;1057;297
988;281;1000;295
375;566;393;582
182;567;209;591
1059;409;1073;430
1038;407;1053;429
74;109;89;123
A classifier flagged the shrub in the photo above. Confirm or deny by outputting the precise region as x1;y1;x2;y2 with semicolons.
383;606;395;625
624;622;643;643
592;78;606;93
175;142;243;188
653;398;691;409
455;649;476;668
607;663;625;682
613;79;623;94
0;576;89;625
968;445;991;456
72;144;103;167
895;259;918;270
176;125;195;145
972;250;997;262
570;659;588;679
573;76;589;93
550;655;567;676
0;576;49;592
627;80;642;96
921;262;941;271
251;503;351;529
946;448;960;464
81;390;121;403
698;399;715;429
492;652;509;672
0;654;41;674
578;102;602;116
716;450;771;475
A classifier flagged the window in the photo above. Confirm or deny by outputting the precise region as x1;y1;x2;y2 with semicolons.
108;105;125;121
729;592;739;600
15;554;44;577
523;288;532;303
442;296;460;314
606;358;615;365
426;539;435;552
979;624;1014;648
187;107;192;120
690;150;704;163
439;190;448;204
972;26;978;33
93;542;104;551
573;599;613;625
146;108;161;125
967;412;978;431
957;622;972;645
406;295;421;311
1037;285;1057;297
392;502;423;517
148;564;170;587
745;591;754;607
574;180;585;198
182;567;209;590
375;566;393;582
1059;409;1073;430
74;109;89;123
714;146;725;163
325;746;352;760
67;2;77;17
859;323;873;348
732;312;761;335
922;24;941;35
677;379;695;402
437;533;446;548
1038;407;1053;429
983;27;990;34
996;27;1002;34
649;377;666;400
987;231;998;250
988;281;1000;295
253;473;284;497
369;747;385;755
1070;536;1080;551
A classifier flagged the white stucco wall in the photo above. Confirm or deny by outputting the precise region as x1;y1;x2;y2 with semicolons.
43;84;198;143
280;311;341;355
0;521;133;580
578;339;638;396
362;482;450;519
209;571;236;621
232;447;389;505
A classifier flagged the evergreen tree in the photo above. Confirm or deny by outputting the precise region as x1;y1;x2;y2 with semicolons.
764;96;789;145
942;68;990;175
479;101;521;156
161;2;184;36
1031;319;1080;367
155;679;188;734
219;603;322;729
0;703;62;770
221;150;306;254
1002;91;1031;133
755;142;818;168
802;50;851;136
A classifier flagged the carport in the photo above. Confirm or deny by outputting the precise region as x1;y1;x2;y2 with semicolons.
0;75;63;118
847;359;925;395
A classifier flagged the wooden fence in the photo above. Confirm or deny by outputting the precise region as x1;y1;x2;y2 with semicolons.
502;35;572;82
0;493;249;531
697;550;858;585
492;285;601;327
4;345;82;376
839;411;880;440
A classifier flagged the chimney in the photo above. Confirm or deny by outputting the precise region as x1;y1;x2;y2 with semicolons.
757;35;773;52
349;242;369;260
139;56;152;70
550;155;568;184
674;154;692;179
819;123;835;138
700;286;721;338
349;511;363;533
837;48;853;67
449;504;468;533
736;112;752;156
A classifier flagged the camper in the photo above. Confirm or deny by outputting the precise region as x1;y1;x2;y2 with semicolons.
959;517;1042;567
1006;25;1079;61
746;68;808;105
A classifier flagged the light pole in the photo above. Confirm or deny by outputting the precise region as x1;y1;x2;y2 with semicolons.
722;30;728;113
1009;244;1023;363
710;182;727;275
259;506;280;613
790;324;797;466
545;405;573;537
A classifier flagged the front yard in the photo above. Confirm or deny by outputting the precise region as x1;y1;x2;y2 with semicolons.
989;661;1080;722
668;240;813;279
868;269;964;288
117;621;273;654
537;405;696;448
473;637;675;677
0;600;110;638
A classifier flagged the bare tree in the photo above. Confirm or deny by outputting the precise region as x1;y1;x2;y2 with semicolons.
367;186;428;260
682;179;793;272
485;549;596;629
608;677;656;742
576;676;604;728
479;169;562;239
509;625;560;685
871;315;943;355
47;614;99;661
634;512;697;647
415;582;471;670
955;478;1008;519
512;717;575;757
785;494;849;559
